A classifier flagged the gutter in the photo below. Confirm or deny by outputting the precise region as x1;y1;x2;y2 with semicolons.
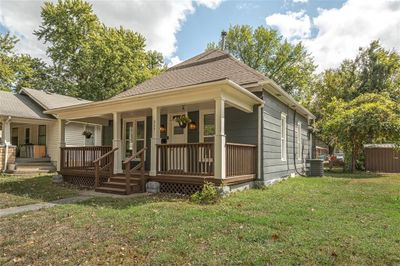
258;80;315;119
44;79;264;115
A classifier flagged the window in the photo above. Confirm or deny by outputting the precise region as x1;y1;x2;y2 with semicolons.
124;118;146;159
200;111;215;143
281;113;287;161
38;125;46;145
297;122;302;160
125;122;134;157
25;128;30;144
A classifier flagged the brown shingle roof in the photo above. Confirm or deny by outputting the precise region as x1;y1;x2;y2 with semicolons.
0;91;54;120
21;88;91;110
114;49;267;98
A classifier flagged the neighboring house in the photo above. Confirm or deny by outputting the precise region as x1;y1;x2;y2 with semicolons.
0;88;104;172
45;49;316;194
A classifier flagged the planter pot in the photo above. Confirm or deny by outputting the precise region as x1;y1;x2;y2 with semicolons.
179;123;187;129
7;163;15;172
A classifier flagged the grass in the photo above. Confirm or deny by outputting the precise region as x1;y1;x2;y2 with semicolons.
0;174;79;209
0;173;399;265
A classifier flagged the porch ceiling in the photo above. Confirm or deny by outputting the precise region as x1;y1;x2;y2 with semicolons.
45;79;264;120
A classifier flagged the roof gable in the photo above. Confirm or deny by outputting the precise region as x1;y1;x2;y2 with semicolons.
0;91;54;120
20;88;91;110
114;49;267;98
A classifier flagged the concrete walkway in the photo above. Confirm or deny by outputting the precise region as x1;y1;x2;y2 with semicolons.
0;195;93;218
0;191;149;218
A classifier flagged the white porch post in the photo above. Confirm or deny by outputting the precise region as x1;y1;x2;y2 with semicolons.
57;118;66;171
214;97;226;179
113;112;123;174
150;107;161;176
3;118;11;145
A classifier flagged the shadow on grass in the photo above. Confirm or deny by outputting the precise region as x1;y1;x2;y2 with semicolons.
324;168;385;179
79;193;190;210
0;174;78;202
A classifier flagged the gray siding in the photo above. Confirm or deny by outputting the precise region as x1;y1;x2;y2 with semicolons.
225;107;258;145
262;90;311;181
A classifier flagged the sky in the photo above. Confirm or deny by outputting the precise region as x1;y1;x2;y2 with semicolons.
1;0;400;72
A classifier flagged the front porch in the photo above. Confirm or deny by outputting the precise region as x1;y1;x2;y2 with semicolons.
59;141;257;194
51;80;263;194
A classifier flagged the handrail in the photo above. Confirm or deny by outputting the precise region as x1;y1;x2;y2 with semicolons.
123;147;146;164
93;147;118;163
226;142;257;147
94;147;118;188
123;147;147;194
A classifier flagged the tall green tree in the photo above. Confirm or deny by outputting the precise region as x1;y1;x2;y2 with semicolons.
207;25;316;97
317;93;400;172
0;32;49;92
307;41;400;161
35;0;164;100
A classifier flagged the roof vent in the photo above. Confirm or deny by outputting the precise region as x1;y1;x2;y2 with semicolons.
221;30;227;51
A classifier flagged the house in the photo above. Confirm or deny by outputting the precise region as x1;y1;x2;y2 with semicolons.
43;49;315;194
0;88;104;173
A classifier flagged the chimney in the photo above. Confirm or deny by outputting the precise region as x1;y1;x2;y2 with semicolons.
221;30;227;50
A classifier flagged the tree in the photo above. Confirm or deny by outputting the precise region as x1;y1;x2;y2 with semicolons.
0;32;49;92
307;41;400;160
35;0;164;100
317;93;400;172
207;25;316;97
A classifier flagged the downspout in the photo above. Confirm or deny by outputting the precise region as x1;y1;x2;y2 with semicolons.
257;104;262;180
2;116;11;173
293;110;306;177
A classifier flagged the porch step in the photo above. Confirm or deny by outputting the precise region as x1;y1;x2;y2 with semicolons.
94;186;129;195
94;175;143;195
15;158;51;163
13;161;56;173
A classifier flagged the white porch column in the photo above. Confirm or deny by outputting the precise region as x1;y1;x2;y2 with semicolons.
150;107;161;176
3;118;11;145
57;118;66;171
113;112;123;174
214;97;226;179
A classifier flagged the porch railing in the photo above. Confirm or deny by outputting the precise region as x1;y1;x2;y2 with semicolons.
157;143;214;176
226;143;257;177
94;147;118;188
60;146;112;171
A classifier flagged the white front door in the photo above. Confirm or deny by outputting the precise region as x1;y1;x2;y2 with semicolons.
167;112;187;171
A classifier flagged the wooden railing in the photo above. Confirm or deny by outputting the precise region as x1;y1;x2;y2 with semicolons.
93;147;118;188
60;146;112;171
157;143;214;176
123;148;147;194
226;143;257;177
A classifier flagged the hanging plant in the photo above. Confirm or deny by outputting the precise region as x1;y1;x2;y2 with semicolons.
82;129;93;139
174;115;191;128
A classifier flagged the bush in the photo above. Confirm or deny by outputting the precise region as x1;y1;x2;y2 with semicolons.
191;182;220;204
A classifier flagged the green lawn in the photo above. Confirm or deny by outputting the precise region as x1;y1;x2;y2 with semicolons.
0;173;399;265
0;174;79;208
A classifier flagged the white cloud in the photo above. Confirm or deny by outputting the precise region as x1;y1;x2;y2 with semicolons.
293;0;308;3
168;56;182;67
265;10;311;40
0;0;222;61
266;0;400;72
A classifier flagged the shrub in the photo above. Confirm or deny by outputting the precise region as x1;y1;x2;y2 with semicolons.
191;182;220;204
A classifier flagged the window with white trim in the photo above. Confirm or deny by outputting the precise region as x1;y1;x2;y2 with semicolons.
281;113;287;161
123;118;146;159
200;110;215;143
297;122;302;160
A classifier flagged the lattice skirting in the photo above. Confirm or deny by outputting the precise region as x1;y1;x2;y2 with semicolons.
63;175;108;188
159;182;203;195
